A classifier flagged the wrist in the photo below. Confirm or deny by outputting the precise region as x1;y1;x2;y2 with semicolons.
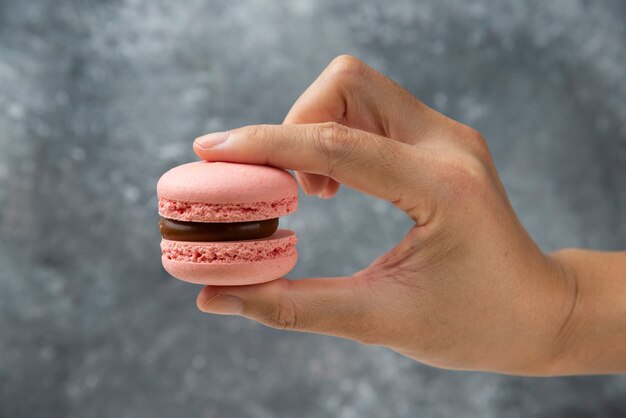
501;250;581;376
531;249;583;375
542;248;626;375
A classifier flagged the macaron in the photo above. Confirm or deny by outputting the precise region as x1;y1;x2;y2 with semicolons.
157;161;298;285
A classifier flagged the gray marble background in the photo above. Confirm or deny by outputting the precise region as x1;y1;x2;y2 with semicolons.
1;1;625;417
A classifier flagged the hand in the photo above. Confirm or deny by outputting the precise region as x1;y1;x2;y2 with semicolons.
191;55;579;375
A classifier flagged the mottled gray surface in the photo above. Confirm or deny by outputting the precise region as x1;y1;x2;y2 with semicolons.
1;0;625;417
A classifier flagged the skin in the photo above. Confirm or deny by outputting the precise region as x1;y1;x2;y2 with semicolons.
192;55;626;376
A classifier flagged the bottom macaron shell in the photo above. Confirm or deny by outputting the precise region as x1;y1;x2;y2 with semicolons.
160;229;298;285
162;252;298;285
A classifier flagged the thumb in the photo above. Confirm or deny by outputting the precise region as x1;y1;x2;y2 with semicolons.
196;277;380;343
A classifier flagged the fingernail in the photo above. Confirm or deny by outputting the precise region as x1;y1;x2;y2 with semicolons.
200;294;243;315
195;131;230;149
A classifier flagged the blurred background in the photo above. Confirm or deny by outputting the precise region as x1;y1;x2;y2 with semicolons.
1;0;625;417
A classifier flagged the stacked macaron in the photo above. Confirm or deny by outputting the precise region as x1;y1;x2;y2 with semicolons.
157;161;298;285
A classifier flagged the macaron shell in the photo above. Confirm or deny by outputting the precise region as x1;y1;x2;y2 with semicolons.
157;161;298;204
162;252;298;285
158;195;297;223
161;229;298;285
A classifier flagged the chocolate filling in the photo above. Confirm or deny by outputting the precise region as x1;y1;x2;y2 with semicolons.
159;217;279;242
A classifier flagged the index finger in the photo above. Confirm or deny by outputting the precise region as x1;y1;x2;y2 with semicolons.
194;123;437;222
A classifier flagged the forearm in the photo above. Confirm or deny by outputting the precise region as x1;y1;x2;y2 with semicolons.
548;249;626;375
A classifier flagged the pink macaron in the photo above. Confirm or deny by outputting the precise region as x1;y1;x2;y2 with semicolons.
157;161;298;285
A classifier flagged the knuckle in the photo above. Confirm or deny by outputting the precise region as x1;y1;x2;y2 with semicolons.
267;299;299;330
332;122;361;151
456;155;490;186
316;121;349;146
458;125;491;161
438;153;491;198
311;122;351;174
326;54;366;80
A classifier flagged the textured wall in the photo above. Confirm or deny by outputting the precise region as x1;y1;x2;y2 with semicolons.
1;1;625;417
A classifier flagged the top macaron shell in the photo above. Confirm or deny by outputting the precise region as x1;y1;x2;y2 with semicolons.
157;161;298;223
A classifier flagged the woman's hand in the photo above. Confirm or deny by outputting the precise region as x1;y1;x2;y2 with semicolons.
190;55;602;376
